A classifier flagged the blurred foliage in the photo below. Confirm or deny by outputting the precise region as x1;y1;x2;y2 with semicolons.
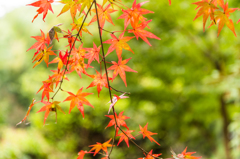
1;0;240;159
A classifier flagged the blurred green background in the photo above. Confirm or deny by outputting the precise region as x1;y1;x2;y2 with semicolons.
1;0;240;159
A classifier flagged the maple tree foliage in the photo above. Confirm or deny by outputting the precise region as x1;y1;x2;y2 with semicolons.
193;0;238;37
19;0;240;158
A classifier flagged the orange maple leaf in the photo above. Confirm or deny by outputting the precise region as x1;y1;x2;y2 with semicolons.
116;130;135;147
32;46;56;68
58;0;82;21
139;123;160;146
37;81;54;101
193;0;218;32
138;150;162;159
168;0;171;5
89;138;113;156
87;70;111;96
16;99;38;126
108;57;137;86
89;3;117;33
77;150;87;159
103;32;135;59
27;29;50;52
105;111;130;134
63;87;93;117
49;51;68;73
128;20;161;46
208;1;238;37
176;147;202;159
50;70;69;88
118;0;153;29
85;42;101;66
37;101;65;125
27;0;54;22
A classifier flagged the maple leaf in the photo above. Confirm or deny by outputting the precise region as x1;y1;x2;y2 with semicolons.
71;44;86;60
193;0;218;32
27;0;54;22
48;24;63;43
49;51;68;73
50;70;69;87
118;0;153;29
71;17;92;37
107;93;129;114
139;123;160;146
128;20;161;46
16;99;38;126
105;111;130;133
58;0;82;21
89;138;113;156
85;42;101;67
208;1;238;37
87;70;112;97
27;29;50;52
116;130;135;147
168;0;171;5
69;58;89;78
63;30;80;48
63;87;93;117
89;3;117;33
172;147;201;159
32;46;56;68
37;101;65;125
138;150;162;159
103;33;135;59
77;150;86;159
108;57;137;86
37;81;54;101
79;0;93;14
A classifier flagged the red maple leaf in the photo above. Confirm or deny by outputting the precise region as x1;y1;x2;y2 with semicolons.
128;20;161;46
103;32;135;59
63;87;93;117
27;29;50;52
87;70;111;96
89;138;113;156
49;51;68;73
37;81;53;101
27;0;54;22
176;147;202;159
37;101;65;125
138;150;162;159
85;42;101;66
77;150;87;159
105;111;130;134
118;0;153;29
116;130;135;147
108;57;137;86
208;1;238;37
139;123;160;146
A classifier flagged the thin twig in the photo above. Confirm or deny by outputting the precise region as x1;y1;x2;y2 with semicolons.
93;1;115;158
110;86;131;95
